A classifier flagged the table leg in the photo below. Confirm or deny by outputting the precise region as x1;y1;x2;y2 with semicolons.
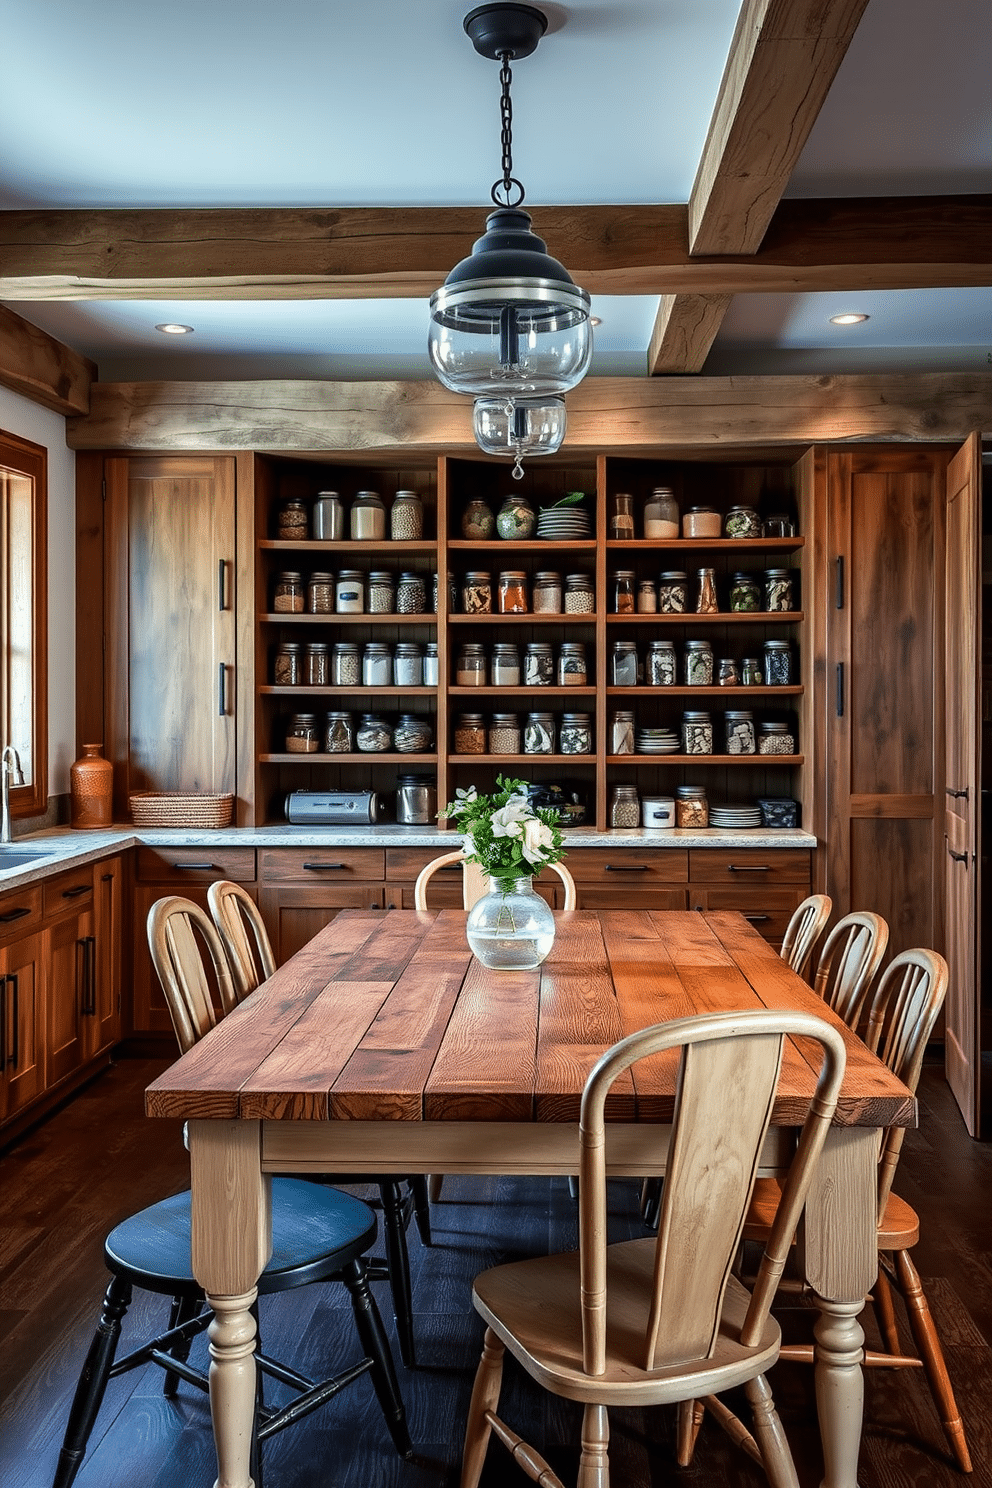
800;1125;878;1488
189;1120;271;1488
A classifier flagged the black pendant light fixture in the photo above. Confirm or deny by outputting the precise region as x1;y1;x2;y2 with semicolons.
428;3;593;476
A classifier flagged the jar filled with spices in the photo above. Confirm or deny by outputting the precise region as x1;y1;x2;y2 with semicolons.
332;641;361;686
523;712;555;754
637;578;657;613
559;712;592;755
390;490;424;541
657;571;688;614
564;573;595;614
498;570;528;613
724;505;762;539
718;657;740;686
611;639;639;687
307;572;335;614
277;498;308;540
532;571;563;614
724;709;756;755
393;714;432;753
643;486;680;539
393;641;423;688
763;640;793;686
524;641;554;686
610;710;635;755
396;571;426;614
764;568;795;613
350;491;386;541
461;498;495;539
462;571;492;615
729;572;761;612
646;639;676;687
684;639;714;686
286;712;319;753
423;642;439;687
456;642;488;687
695;566;719;613
491;642;521;686
274;640;302;686
454;713;486;754
488;712;521;754
335;570;365;613
675;784;709;828
682;507;721;539
741;656;763;687
273;571;304;613
362;642;393;688
324;711;354;753
609;493;635;539
496;494;535;539
304;641;330;687
356;713;392;752
558;641;588;687
758;720;795;755
612;570;636;614
682;711;714;755
368;571;395;614
609;784;640;827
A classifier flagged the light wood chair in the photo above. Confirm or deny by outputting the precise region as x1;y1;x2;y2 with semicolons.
459;1007;847;1488
741;948;971;1474
414;848;577;911
779;892;832;981
146;892;239;1052
203;881;432;1368
812;908;888;1030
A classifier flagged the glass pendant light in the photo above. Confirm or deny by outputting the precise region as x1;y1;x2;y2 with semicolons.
473;395;566;478
429;5;592;467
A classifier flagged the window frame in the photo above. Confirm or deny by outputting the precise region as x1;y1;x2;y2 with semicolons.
0;427;48;821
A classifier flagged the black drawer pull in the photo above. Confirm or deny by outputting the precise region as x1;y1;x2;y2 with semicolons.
604;864;649;872
727;864;770;873
0;905;31;923
0;976;6;1070
8;972;18;1068
174;862;218;871
303;862;347;871
62;884;92;899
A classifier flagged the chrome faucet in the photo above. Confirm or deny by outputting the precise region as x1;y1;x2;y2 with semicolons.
1;746;24;843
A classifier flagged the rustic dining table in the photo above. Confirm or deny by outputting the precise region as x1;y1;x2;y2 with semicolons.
146;906;915;1488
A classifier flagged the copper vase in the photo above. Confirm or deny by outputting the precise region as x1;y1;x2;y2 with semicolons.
70;744;113;829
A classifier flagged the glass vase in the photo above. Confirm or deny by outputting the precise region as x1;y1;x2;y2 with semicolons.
465;876;556;971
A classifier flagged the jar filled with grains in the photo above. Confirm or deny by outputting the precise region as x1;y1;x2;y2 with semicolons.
682;507;721;539
758;720;795;755
695;566;719;613
423;642;439;687
332;642;361;686
454;713;486;754
610;710;635;755
558;641;588;687
675;784;709;827
274;640;302;686
609;784;640;827
729;572;761;613
657;571;688;614
356;713;393;752
308;572;335;613
610;493;636;539
637;579;657;614
324;711;354;753
390;490;424;541
498;570;528;614
523;712;555;754
524;641;554;686
462;571;492;614
456;642;487;687
350;491;386;541
646;640;676;687
684;639;714;686
764;568;795;612
368;572;395;614
643;486;679;539
304;641;330;687
488;712;521;754
273;571;304;613
611;640;639;687
682;711;714;755
396;572;426;614
491;642;521;686
362;642;393;688
612;570;636;614
724;709;756;755
532;571;563;614
393;642;423;687
763;640;793;686
277;498;308;540
286;712;319;753
393;714;432;752
564;573;595;614
335;570;365;613
559;712;592;754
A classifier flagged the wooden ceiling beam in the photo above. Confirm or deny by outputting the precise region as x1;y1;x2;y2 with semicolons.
647;295;733;375
2;196;990;301
0;304;94;415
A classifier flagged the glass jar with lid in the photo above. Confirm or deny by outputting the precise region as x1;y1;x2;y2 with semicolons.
532;571;563;614
763;640;793;686
558;641;587;687
362;641;393;688
456;642;487;687
491;642;521;686
658;571;688;614
610;710;635;755
559;712;592;754
393;641;423;688
335;570;365;613
390;490;424;541
397;571;426;614
454;713;486;753
350;490;386;541
356;713;392;752
496;493;535;539
274;640;302;686
724;709;756;754
304;641;330;687
368;571;395;614
273;571;304;613
332;641;361;686
611;640;639;687
682;711;714;755
461;498;495;539
324;711;354;753
488;712;521;755
609;493;635;539
462;571;492;614
393;713;432;753
675;784;709;827
695;566;719;613
758;720;795;755
524;641;554;686
308;572;335;613
684;639;714;686
564;573;595;614
718;657;740;686
741;656;763;687
643;486;679;539
609;784;640;827
277;498;309;540
312;491;343;541
423;641;439;687
646;639;676;686
764;568;795;613
523;712;555;754
724;505;762;539
682;507;721;538
636;578;657;613
498;570;528;614
612;570;636;614
286;712;319;753
729;572;761;612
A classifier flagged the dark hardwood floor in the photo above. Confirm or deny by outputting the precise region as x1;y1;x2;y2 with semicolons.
1;1056;988;1488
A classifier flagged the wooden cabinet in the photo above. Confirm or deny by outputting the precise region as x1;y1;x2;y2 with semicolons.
258;847;385;961
0;889;44;1124
46;874;96;1088
687;848;811;947
91;855;123;1056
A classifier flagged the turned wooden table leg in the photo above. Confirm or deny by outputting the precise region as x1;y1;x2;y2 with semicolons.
811;1299;866;1488
189;1120;271;1488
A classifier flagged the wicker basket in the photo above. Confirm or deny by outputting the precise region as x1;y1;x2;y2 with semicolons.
129;791;234;829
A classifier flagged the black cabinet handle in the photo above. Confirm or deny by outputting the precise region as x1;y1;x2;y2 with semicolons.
743;914;771;923
604;863;649;872
81;936;97;1015
8;972;18;1068
101;872;115;882
0;977;6;1071
836;663;844;718
835;555;845;610
62;884;92;899
948;848;969;865
174;862;218;871
0;905;31;923
218;663;227;717
945;787;969;800
303;862;347;871
218;559;228;612
728;864;770;873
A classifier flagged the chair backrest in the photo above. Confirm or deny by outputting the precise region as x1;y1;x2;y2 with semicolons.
861;947;948;1217
812;910;889;1029
780;893;832;981
147;895;239;1053
413;850;578;911
577;1009;846;1376
207;879;277;1000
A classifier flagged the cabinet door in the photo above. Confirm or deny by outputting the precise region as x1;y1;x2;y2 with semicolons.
47;903;96;1087
688;888;804;949
0;928;44;1123
104;455;237;817
90;856;123;1056
258;885;386;963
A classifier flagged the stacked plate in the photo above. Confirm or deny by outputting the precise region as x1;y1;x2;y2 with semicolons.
536;506;592;540
709;803;763;830
635;727;681;754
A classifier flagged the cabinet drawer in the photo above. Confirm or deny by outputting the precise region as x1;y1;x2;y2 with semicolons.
0;884;42;940
259;848;384;884
689;888;805;944
136;847;256;883
385;847;460;882
43;865;95;917
687;849;810;887
576;885;688;912
564;848;689;885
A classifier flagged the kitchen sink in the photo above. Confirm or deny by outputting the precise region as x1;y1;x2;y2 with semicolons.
0;849;55;869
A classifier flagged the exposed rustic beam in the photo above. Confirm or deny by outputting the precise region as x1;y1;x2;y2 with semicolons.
2;196;991;301
648;295;733;375
0;304;94;416
65;374;992;454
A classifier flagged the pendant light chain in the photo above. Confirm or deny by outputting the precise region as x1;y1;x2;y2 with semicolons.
491;53;525;208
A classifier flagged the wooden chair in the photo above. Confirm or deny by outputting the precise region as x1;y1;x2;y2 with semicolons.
812;908;888;1030
779;892;832;981
741;948;971;1474
413;848;578;911
460;1007;848;1488
204;880;432;1368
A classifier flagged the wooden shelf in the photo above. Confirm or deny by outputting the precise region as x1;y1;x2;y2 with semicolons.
449;686;597;699
606;685;802;698
447;754;596;765
260;685;437;697
259;539;438;553
606;537;804;552
606;754;804;765
606;611;803;624
260;752;438;764
448;612;599;624
259;612;436;624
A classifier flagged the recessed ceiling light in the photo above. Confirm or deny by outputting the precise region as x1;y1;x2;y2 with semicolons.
829;312;869;326
155;322;195;335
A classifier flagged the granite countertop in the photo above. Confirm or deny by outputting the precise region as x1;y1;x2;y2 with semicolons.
0;822;817;890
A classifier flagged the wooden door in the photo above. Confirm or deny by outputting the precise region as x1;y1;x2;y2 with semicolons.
0;927;44;1122
90;856;123;1056
104;456;237;818
47;903;95;1087
943;434;982;1134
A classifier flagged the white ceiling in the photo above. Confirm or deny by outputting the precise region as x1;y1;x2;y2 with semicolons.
2;0;991;381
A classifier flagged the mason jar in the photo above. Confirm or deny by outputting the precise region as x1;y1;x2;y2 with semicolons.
682;506;721;538
273;640;302;686
764;568;795;613
564;573;595;614
684;639;714;686
763;640;793;686
724;709;757;755
758;720;796;755
637;578;657;613
657;571;688;614
609;493;635;539
304;641;330;687
646;640;676;687
336;569;365;613
423;641;439;687
368;571;395;614
332;641;361;686
558;641;588;687
682;711;713;755
393;713;432;752
523;712;555;754
729;572;761;612
356;713;392;752
524;641;554;686
488;712;521;755
610;710;635;755
307;572;335;614
312;491;344;541
462;571;492;614
454;713;486;754
362;641;393;687
718;657;741;686
675;784;709;827
559;712;592;754
324;711;354;753
456;642;487;687
643;486;679;539
350;490;386;541
491;642;521;686
390;490;424;541
611;640;639;687
286;712;319;753
612;570;636;614
393;641;423;687
532;571;563;614
277;498;308;540
498;569;528;613
724;505;762;539
273;570;304;614
396;571;426;614
609;784;640;827
695;566;719;614
741;656;763;687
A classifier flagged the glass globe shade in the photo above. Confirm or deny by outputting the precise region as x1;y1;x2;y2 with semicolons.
472;397;567;461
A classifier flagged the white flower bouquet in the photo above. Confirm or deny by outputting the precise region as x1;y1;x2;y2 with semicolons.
438;775;566;894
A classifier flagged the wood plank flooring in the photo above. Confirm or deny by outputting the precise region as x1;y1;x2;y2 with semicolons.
1;1056;988;1488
